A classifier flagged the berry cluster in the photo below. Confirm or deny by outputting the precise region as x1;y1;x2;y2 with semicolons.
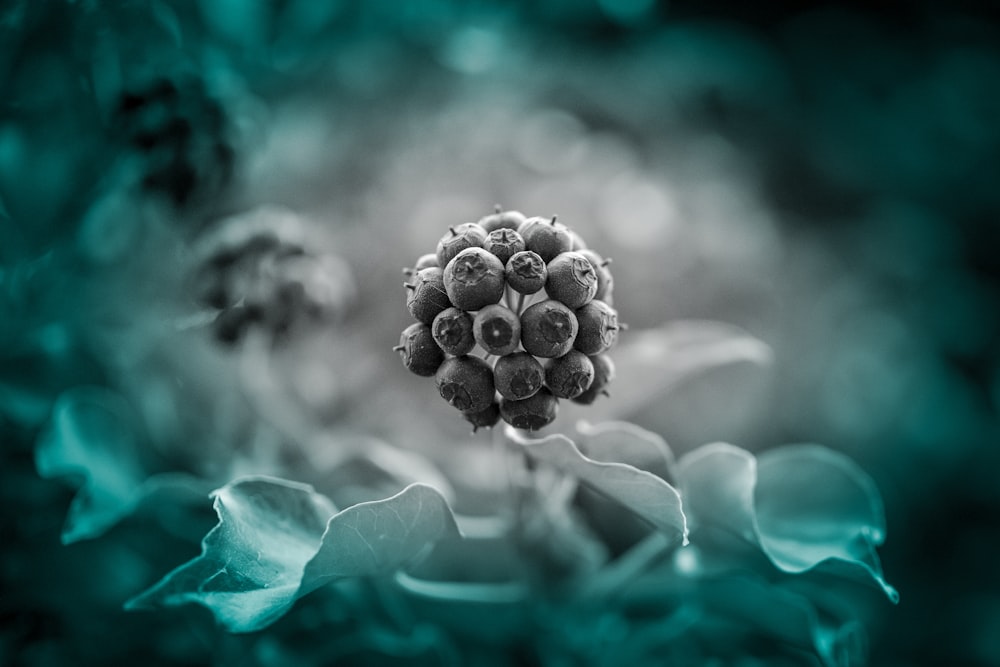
192;207;356;345
114;76;234;208
397;208;619;432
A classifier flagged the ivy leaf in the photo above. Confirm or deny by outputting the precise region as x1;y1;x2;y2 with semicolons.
676;442;897;602
126;477;460;633
755;445;896;601
674;443;758;542
506;427;687;544
34;386;212;543
574;420;676;482
619;570;866;667
35;387;148;543
300;483;460;596
561;320;772;423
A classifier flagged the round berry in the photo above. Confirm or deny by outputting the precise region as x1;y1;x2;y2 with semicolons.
437;223;487;268
500;389;559;431
432;307;475;356
574;300;619;355
404;253;439;277
545;350;595;399
569;229;588;251
520;300;578;358
505;250;547;295
443;247;506;311
546;251;598;309
494;352;545;400
477;206;527;233
579;249;614;303
571;353;615;405
483;228;526;266
464;401;501;433
405;267;452;325
396;322;445;377
435;355;496;414
473;304;521;356
517;216;574;262
414;253;440;270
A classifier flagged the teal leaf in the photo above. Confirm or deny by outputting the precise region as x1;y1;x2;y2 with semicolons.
675;442;757;542
506;427;687;544
126;476;335;631
34;386;212;542
300;484;460;596
561;320;772;423
35;387;147;543
755;445;896;602
574;420;676;481
676;442;897;602
126;477;460;633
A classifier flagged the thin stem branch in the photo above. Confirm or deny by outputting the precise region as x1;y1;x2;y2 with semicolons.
576;532;677;601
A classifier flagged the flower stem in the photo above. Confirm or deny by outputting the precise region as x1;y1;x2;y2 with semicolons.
577;532;677;601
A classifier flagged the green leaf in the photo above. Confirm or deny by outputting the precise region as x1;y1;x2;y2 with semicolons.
574;420;676;481
300;483;460;596
674;442;757;542
506;427;687;544
676;442;897;602
34;386;212;542
126;477;460;633
561;320;772;423
755;445;896;602
35;387;146;543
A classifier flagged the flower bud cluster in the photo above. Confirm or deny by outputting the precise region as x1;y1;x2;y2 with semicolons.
397;208;619;432
193;207;356;345
113;75;234;208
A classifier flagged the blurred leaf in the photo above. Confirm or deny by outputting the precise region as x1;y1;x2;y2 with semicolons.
34;386;212;542
307;434;456;507
755;445;897;602
127;477;460;632
506;427;687;544
561;320;773;423
35;386;145;543
676;442;897;602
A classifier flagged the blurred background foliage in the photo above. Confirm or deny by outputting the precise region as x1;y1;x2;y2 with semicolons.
2;0;999;665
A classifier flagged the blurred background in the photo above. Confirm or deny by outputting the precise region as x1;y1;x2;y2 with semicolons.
2;1;999;665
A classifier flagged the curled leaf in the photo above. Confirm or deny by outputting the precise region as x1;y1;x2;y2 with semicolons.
575;420;675;481
676;442;897;602
126;477;460;632
506;426;687;544
35;387;146;542
674;442;757;542
755;445;895;601
34;386;213;542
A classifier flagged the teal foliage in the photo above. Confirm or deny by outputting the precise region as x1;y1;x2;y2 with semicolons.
126;478;459;633
121;424;893;664
5;1;998;665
